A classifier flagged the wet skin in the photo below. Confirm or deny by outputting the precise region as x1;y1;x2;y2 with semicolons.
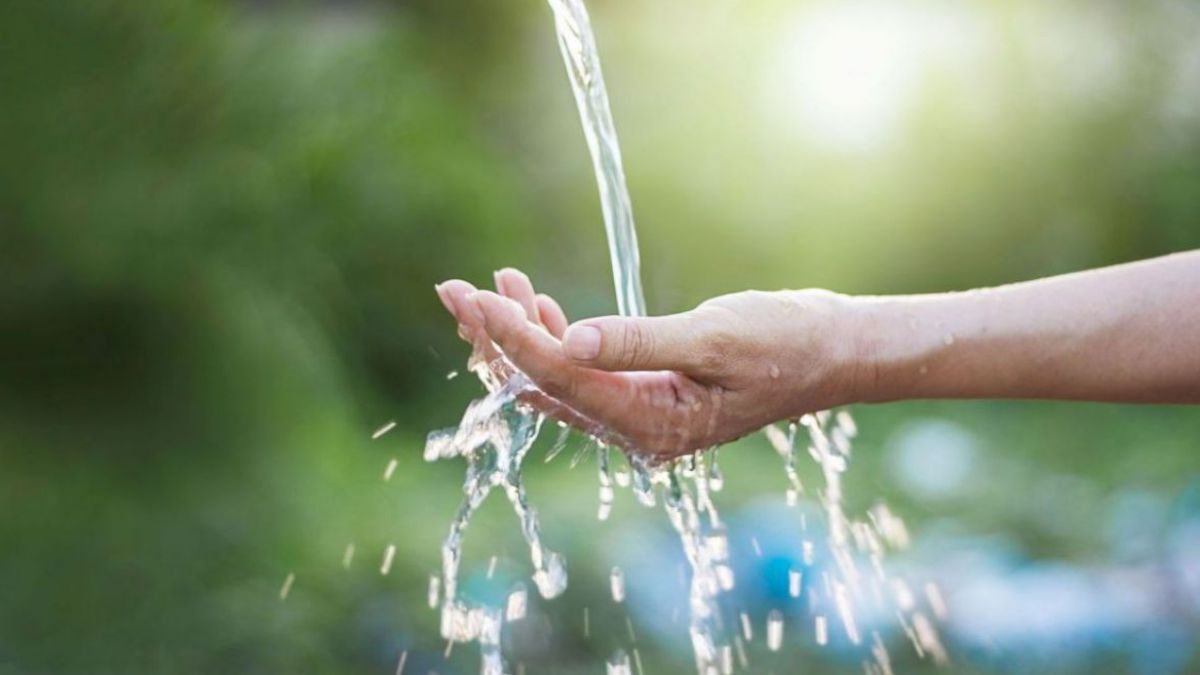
437;251;1200;458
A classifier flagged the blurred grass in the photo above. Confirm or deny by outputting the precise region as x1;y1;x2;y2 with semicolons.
0;0;1198;673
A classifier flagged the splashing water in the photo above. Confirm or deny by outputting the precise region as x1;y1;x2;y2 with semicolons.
423;365;568;674
419;0;946;672
765;412;949;671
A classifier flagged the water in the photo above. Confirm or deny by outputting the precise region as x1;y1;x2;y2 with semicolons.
610;566;626;603
766;412;950;670
547;0;645;317
766;610;784;652
607;648;632;675
423;372;566;670
419;0;947;671
505;584;528;621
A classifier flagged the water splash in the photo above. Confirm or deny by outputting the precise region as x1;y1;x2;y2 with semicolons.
765;411;949;669
422;366;565;673
418;0;946;670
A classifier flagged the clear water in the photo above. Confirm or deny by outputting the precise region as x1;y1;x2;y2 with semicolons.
418;1;947;672
547;0;645;318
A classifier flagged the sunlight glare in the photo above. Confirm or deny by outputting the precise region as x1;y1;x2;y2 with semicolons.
767;1;984;152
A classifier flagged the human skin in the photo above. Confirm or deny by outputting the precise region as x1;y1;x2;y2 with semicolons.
435;250;1200;458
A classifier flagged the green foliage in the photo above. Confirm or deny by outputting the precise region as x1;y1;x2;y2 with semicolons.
0;1;1197;673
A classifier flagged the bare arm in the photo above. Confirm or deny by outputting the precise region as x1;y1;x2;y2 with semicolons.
436;252;1199;458
855;250;1200;404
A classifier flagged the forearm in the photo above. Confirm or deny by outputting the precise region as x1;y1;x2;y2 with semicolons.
850;251;1200;404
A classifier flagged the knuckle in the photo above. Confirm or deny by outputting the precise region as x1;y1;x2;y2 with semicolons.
698;323;737;375
541;371;579;402
620;323;656;369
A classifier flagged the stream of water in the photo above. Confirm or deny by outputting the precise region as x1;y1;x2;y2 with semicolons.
420;1;947;672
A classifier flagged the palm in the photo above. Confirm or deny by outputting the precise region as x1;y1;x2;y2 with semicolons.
437;271;724;455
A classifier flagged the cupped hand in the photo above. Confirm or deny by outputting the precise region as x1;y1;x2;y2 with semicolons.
435;268;864;459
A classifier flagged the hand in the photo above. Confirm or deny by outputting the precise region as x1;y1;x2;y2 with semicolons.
435;269;864;459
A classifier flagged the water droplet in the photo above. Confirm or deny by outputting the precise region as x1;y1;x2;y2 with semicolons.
766;610;784;651
372;421;396;440
610;566;626;603
544;425;571;463
606;648;631;675
383;458;398;481
505;584;528;621
834;581;861;644
532;550;567;598
720;645;733;674
733;635;749;669
942;334;955;346
768;364;781;379
380;544;396;575
279;572;295;600
428;575;441;608
342;543;355;569
600;469;623;492
788;569;802;598
835;410;858;437
815;614;828;646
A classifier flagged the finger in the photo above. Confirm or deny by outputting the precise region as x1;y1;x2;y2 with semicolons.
494;268;541;326
436;279;507;368
436;279;483;338
437;282;596;428
468;291;639;427
435;282;458;319
536;293;569;339
561;312;718;374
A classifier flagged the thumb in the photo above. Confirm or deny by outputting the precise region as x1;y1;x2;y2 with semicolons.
561;312;715;373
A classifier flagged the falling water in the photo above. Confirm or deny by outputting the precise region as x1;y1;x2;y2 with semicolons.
423;370;564;675
546;1;738;669
419;0;946;672
547;0;645;318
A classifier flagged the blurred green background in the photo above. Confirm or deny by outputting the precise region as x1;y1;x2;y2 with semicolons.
2;0;1199;673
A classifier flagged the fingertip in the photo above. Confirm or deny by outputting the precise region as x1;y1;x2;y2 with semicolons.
562;323;602;361
438;279;478;299
536;293;569;338
494;268;528;291
437;280;478;321
468;290;522;330
434;282;455;317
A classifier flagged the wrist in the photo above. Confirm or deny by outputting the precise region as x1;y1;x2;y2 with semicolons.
843;295;931;404
847;292;987;403
775;289;876;410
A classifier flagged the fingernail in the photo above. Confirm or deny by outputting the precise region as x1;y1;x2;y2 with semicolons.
492;270;506;294
563;325;601;360
464;292;488;325
434;283;457;318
